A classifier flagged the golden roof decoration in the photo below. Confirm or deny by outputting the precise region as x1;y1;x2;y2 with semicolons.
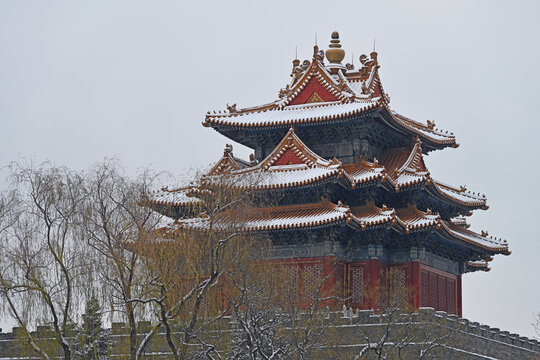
326;31;345;64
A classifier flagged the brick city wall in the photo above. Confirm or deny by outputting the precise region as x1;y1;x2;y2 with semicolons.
0;307;539;359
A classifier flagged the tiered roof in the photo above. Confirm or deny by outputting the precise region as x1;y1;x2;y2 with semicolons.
208;144;251;175
380;138;431;190
203;37;457;152
161;198;507;258
146;32;510;273
145;128;487;217
201;127;346;191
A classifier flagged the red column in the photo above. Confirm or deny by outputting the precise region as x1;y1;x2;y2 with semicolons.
457;275;462;317
411;261;421;309
321;256;337;308
367;258;380;310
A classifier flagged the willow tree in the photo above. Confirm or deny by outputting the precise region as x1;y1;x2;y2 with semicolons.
134;172;273;360
82;160;163;360
0;162;91;360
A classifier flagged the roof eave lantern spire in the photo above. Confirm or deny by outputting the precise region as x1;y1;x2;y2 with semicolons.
325;31;347;74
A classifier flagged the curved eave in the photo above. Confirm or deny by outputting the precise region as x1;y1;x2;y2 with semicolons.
342;161;388;190
202;168;342;191
426;181;488;210
175;218;351;233
395;205;442;234
465;260;491;273
205;104;456;156
173;200;354;233
203;101;380;130
378;107;457;152
245;217;349;232
437;221;510;255
392;173;430;192
142;196;203;208
143;201;202;220
350;212;397;231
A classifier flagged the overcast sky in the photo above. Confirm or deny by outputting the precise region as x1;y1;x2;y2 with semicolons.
1;0;539;338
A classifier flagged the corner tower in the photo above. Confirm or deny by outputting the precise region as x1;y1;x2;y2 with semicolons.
146;32;510;316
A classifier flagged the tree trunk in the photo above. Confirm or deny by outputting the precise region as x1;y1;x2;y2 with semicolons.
128;304;138;360
62;343;71;360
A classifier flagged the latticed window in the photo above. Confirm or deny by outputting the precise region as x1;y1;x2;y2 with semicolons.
303;263;322;301
428;272;437;308
351;266;365;304
420;269;457;314
391;267;407;306
280;265;299;302
334;263;344;297
447;278;456;314
421;270;429;307
438;276;447;311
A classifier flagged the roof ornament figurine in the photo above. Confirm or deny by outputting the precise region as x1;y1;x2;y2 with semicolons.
359;53;377;67
226;103;237;114
249;154;258;166
291;58;311;86
358;51;379;77
278;84;290;99
316;47;324;63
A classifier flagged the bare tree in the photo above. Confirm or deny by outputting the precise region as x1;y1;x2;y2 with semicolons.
82;160;163;360
354;269;456;360
0;162;91;360
533;312;540;340
224;258;346;360
132;174;272;360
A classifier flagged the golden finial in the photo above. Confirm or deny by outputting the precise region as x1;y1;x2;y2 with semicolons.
325;31;345;64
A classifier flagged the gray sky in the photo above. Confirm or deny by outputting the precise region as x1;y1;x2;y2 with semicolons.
1;0;539;338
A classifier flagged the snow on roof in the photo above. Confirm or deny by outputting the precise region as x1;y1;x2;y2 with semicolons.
157;197;509;255
379;140;430;189
203;165;341;190
202;42;456;150
205;100;379;128
431;181;487;208
396;204;441;233
175;200;352;232
202;128;345;190
241;201;350;231
145;186;203;207
394;172;429;189
350;200;396;230
466;260;490;272
389;111;456;146
342;161;386;187
349;201;441;233
208;145;252;176
441;220;509;254
451;216;469;227
345;80;367;98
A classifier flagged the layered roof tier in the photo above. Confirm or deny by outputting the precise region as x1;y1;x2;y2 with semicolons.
155;199;508;264
144;128;486;219
203;39;456;155
143;130;509;268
